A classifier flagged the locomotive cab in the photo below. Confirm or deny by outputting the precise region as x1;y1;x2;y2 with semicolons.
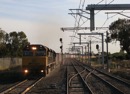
22;44;56;77
22;44;48;76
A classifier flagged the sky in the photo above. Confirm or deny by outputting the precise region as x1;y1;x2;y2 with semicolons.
0;0;130;53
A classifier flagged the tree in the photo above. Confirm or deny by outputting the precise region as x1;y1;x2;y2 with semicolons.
7;31;30;57
110;52;126;60
0;28;6;44
109;19;130;58
17;31;30;56
0;28;30;57
0;28;6;57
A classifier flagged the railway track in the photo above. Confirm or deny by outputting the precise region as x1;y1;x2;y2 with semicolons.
92;69;130;94
67;59;93;94
67;59;130;94
81;63;130;93
0;77;43;94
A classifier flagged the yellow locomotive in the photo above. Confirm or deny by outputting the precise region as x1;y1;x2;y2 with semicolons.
22;44;56;76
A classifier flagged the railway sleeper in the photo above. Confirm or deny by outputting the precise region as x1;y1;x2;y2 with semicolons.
70;88;84;92
69;84;83;88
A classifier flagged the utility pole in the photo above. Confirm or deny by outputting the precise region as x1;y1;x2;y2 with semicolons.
106;31;109;72
89;40;91;66
85;46;87;63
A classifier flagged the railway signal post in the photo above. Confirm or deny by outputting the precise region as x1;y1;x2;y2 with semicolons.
60;38;63;65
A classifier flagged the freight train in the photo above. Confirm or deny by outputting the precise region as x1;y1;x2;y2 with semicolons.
22;44;56;77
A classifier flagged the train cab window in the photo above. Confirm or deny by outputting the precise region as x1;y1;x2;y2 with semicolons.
23;51;33;56
36;51;46;56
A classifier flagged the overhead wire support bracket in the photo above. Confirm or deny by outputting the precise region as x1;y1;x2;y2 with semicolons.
96;27;108;30
61;27;108;31
68;13;90;19
61;27;90;31
78;32;103;35
86;4;130;10
86;4;130;31
105;12;130;18
69;9;90;14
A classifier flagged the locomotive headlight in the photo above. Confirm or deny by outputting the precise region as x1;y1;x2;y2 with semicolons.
24;69;29;73
32;47;37;50
41;70;44;73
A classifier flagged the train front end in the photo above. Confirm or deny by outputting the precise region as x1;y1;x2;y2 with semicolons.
22;44;47;77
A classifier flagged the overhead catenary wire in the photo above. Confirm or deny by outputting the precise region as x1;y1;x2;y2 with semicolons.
69;0;128;50
79;0;114;28
79;0;105;27
97;10;125;32
69;0;83;49
67;0;130;55
70;0;103;43
97;0;104;5
70;0;86;43
95;0;115;15
70;0;104;45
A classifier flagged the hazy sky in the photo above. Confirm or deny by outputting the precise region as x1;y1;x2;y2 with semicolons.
0;0;130;53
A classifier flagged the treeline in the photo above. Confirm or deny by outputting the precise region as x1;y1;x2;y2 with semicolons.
0;28;29;57
110;52;129;60
94;52;128;62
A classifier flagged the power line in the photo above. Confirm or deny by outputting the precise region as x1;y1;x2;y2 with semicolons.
97;0;104;5
95;0;115;15
97;10;125;32
69;0;121;47
70;0;87;44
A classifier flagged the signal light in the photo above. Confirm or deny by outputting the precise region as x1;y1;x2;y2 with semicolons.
60;38;62;43
96;44;99;50
60;46;62;49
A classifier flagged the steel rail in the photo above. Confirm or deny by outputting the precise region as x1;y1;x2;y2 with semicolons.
95;69;130;87
91;72;124;94
0;77;43;94
0;80;27;94
76;60;129;94
21;77;43;94
71;61;94;94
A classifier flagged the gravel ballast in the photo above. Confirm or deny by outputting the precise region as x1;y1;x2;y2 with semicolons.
27;64;67;94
